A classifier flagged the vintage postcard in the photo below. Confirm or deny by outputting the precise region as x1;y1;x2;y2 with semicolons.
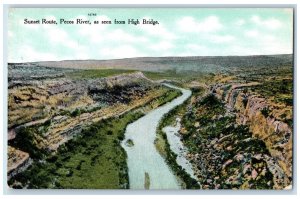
7;7;293;190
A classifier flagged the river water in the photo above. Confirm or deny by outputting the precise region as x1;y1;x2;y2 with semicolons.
163;118;198;181
121;84;192;189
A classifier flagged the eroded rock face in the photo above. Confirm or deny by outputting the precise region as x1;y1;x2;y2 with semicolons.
212;83;293;189
8;63;70;83
8;66;162;156
8;146;32;180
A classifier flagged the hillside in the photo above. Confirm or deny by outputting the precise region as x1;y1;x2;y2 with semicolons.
7;54;294;189
20;54;294;73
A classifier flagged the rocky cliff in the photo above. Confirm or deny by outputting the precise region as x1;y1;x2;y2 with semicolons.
211;83;292;189
7;146;32;181
8;65;168;179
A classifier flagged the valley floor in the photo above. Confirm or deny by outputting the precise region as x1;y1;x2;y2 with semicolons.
7;58;293;190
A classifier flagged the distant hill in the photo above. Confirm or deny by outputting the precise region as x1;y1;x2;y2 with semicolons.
22;54;293;73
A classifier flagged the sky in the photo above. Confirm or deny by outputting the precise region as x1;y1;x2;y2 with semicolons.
8;8;293;62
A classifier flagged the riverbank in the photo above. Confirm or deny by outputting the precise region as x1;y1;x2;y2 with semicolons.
8;86;181;189
155;92;200;189
122;84;192;189
156;85;277;189
181;93;275;189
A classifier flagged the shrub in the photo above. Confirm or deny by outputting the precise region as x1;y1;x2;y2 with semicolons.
261;107;270;118
70;108;81;117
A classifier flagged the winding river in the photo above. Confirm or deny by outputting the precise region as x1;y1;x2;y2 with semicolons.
121;84;192;189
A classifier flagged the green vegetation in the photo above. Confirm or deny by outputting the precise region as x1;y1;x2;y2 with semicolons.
9;111;144;189
9;86;182;189
154;87;207;189
67;106;104;117
70;108;81;117
9;120;52;159
9;127;46;159
59;87;179;119
180;94;273;189
261;107;271;118
125;139;134;147
156;96;200;189
156;88;182;106
144;70;207;83
252;79;293;106
143;87;182;110
8;55;293;190
144;172;150;189
190;86;206;96
144;70;185;80
66;69;137;79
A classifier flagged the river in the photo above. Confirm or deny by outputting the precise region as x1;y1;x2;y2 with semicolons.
121;84;192;189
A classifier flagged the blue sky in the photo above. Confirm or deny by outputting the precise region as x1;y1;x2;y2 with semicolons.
8;8;293;62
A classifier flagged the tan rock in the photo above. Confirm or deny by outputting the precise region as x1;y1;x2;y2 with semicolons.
252;169;258;180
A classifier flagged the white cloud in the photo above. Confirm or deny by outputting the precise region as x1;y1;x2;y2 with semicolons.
8;31;13;38
266;19;283;29
177;16;222;33
235;19;245;26
107;29;148;43
210;35;235;43
262;42;292;54
11;43;89;62
250;15;282;30
180;44;211;56
77;16;149;45
149;41;174;51
12;45;58;62
229;45;261;55
245;30;259;37
79;26;104;43
46;27;68;42
251;15;261;24
33;20;86;52
259;34;292;54
229;37;292;56
45;26;80;49
74;52;89;60
13;20;88;62
262;35;276;42
185;44;208;53
186;44;207;51
78;15;110;43
99;45;146;59
140;23;176;40
9;11;292;61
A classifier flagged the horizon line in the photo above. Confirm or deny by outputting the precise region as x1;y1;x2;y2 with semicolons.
8;53;293;64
